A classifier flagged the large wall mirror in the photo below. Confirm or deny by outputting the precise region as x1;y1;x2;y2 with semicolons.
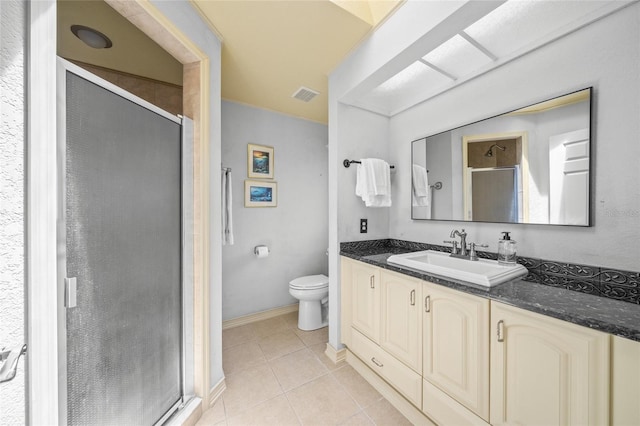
411;87;592;226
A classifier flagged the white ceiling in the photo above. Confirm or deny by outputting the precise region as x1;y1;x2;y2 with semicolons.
347;0;635;117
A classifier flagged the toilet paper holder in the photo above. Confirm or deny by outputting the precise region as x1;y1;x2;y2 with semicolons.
254;245;270;257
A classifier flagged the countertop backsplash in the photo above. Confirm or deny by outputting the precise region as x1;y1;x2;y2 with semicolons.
340;239;639;306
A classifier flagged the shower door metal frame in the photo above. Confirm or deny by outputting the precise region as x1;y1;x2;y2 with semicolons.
56;58;192;425
465;166;521;223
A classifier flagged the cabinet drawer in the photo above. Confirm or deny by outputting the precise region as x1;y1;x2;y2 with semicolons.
351;327;422;407
423;379;489;426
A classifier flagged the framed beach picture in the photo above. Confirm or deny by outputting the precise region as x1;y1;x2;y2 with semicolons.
247;143;274;179
245;180;277;207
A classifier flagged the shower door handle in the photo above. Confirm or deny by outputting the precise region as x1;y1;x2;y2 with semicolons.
0;344;27;384
65;277;77;308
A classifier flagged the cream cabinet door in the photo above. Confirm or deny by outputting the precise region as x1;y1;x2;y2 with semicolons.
350;260;381;343
490;302;609;426
380;270;422;372
422;283;490;422
611;335;640;425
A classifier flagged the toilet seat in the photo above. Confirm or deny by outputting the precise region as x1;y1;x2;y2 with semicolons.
289;274;328;290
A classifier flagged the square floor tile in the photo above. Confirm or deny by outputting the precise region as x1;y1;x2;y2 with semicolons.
286;374;360;425
339;411;374;426
252;316;290;338
270;348;329;391
282;311;300;329
222;340;266;375
223;364;283;418
294;326;328;347
308;342;346;372
226;394;300;426
196;398;226;425
258;330;305;361
332;365;382;409
223;324;257;349
363;398;412;426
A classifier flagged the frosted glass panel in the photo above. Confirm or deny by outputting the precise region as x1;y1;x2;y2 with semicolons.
65;72;182;425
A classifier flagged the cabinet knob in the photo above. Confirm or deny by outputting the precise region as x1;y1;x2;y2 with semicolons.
424;295;431;312
410;289;416;306
370;275;375;289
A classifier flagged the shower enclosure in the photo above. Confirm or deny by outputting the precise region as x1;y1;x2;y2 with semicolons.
57;58;192;425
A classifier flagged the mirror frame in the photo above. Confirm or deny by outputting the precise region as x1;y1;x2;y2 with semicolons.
411;87;593;226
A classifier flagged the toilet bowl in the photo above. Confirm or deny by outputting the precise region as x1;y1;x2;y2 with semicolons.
289;274;329;331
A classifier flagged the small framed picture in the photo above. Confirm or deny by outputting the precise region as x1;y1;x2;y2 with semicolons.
245;180;277;207
247;143;274;179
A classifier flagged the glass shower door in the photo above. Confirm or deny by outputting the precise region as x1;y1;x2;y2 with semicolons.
60;61;183;425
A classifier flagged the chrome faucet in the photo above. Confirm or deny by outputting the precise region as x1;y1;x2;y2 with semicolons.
450;229;468;256
446;229;489;261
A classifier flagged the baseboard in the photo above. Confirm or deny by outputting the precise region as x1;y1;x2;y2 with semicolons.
346;350;435;426
324;343;347;365
208;377;226;407
222;304;299;330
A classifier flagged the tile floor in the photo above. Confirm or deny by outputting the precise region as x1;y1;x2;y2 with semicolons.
196;311;412;425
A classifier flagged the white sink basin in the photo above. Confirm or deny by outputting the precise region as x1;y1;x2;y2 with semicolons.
387;250;528;287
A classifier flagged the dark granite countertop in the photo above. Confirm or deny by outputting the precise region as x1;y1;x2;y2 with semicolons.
341;244;640;343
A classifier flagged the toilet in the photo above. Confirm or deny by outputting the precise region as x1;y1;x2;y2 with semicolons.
289;274;329;331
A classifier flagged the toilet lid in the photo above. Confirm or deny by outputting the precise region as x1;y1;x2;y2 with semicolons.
289;274;329;290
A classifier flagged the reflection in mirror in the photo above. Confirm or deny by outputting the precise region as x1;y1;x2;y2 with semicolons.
412;88;591;226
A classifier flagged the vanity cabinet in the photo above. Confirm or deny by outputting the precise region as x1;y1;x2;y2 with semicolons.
422;283;490;424
341;257;422;406
490;302;609;426
341;257;616;426
611;335;640;425
349;260;380;342
380;269;422;372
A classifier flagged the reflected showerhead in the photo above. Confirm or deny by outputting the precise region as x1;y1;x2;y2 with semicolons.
485;144;506;157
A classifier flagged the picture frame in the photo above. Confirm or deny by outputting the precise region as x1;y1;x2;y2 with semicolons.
247;143;274;179
244;180;277;207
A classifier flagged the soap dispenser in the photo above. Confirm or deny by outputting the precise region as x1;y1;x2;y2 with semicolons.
498;232;517;265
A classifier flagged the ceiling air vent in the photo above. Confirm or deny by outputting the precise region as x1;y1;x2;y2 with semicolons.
292;86;319;102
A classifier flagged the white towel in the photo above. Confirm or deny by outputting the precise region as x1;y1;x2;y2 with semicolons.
355;158;391;207
222;169;234;245
412;164;430;207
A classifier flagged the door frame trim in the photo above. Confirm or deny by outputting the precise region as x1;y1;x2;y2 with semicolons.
28;1;214;422
27;1;60;423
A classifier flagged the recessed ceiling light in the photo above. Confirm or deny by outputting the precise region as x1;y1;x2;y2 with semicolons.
71;25;113;49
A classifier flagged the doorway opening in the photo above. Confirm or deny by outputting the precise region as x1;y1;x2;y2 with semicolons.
462;132;530;222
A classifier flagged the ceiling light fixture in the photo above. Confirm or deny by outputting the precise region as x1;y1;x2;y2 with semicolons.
71;25;113;49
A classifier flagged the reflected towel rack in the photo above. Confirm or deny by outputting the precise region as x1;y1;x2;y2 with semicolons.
343;159;395;169
222;166;232;172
